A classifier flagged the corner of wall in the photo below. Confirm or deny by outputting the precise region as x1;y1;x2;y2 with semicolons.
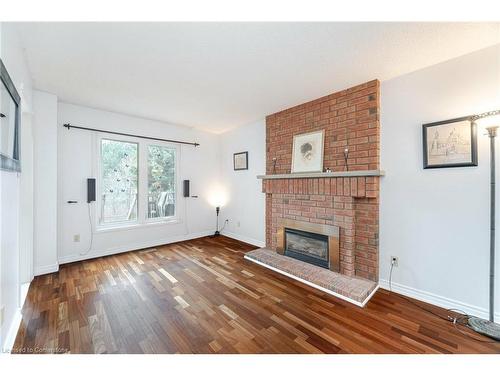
217;120;266;247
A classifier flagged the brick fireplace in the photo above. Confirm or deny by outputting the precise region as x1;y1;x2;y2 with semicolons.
261;80;381;282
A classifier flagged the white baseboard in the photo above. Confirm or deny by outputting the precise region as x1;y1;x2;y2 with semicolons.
19;283;30;309
379;279;500;322
34;263;59;276
245;255;378;307
57;230;214;267
1;281;31;353
222;231;265;248
2;309;22;353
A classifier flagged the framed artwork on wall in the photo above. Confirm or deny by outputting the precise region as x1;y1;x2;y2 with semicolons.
291;130;324;173
422;116;477;169
233;151;248;170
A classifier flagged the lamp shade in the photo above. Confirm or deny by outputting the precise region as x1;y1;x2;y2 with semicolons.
207;184;228;208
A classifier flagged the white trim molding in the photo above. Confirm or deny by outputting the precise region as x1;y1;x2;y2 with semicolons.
244;255;378;307
34;263;59;276
2;281;31;353
222;232;265;248
58;230;214;266
2;309;22;353
379;279;500;323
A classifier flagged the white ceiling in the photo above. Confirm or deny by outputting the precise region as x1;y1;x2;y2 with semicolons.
14;22;500;133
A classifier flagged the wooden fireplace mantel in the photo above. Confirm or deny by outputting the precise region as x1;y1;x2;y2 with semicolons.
257;170;385;180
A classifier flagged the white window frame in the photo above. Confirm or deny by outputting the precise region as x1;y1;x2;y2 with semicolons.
94;132;180;232
143;140;180;224
96;135;140;229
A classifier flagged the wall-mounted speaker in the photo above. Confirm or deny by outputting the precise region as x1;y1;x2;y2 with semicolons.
183;180;190;198
87;178;96;203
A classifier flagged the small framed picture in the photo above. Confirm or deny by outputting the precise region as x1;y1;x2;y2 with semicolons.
233;151;248;170
423;116;477;169
291;130;324;173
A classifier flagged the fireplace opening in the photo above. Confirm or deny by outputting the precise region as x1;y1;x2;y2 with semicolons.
284;228;329;269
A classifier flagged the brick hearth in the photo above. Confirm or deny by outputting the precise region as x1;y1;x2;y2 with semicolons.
263;80;380;281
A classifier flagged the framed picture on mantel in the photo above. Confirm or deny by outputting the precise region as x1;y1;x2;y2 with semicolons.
422;116;477;169
291;130;324;173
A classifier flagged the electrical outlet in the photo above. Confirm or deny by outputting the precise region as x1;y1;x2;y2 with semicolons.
73;234;80;242
391;256;399;267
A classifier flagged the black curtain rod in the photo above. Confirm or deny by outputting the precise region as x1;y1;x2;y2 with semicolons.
63;123;200;147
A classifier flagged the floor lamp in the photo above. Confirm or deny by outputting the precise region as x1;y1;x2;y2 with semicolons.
468;110;500;340
214;206;221;236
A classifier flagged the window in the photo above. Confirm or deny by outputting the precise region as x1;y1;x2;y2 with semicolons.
147;145;176;219
97;136;178;229
100;139;138;224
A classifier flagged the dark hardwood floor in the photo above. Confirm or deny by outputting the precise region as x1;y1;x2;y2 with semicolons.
13;236;500;354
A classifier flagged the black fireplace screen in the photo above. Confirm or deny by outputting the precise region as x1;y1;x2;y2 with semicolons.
284;228;329;269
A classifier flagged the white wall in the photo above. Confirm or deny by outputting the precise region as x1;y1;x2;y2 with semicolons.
0;22;34;351
33;90;58;275
57;103;220;264
380;44;500;320
18;113;34;285
218;120;266;246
